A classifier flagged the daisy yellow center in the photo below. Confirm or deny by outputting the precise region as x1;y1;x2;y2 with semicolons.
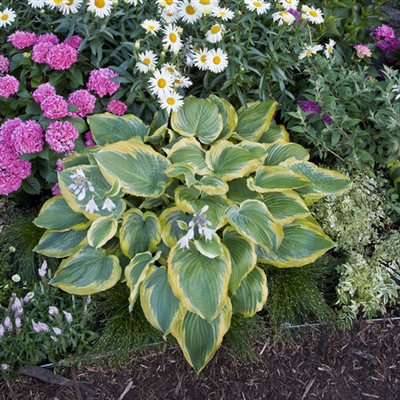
1;14;8;20
327;46;333;52
213;56;221;65
211;26;220;34
253;1;262;7
169;33;177;43
167;67;175;73
166;0;173;5
143;58;151;65
55;0;63;3
286;0;293;3
167;97;176;105
280;11;288;16
186;5;196;15
175;79;182;85
306;50;313;56
200;54;207;63
95;0;106;8
310;10;318;17
158;78;167;89
67;0;74;5
200;0;210;5
148;25;155;30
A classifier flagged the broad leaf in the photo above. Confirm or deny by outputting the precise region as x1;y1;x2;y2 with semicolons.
264;140;310;165
168;242;231;322
207;95;238;141
49;245;121;295
171;300;232;373
87;217;118;249
159;207;192;248
231;266;268;317
258;121;290;143
140;265;183;335
226;178;263;203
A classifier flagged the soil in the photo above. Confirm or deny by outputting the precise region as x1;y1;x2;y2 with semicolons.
1;318;400;400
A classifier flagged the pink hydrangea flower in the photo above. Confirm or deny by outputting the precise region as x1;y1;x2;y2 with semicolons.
0;117;22;146
45;120;79;153
84;131;96;147
0;55;10;74
36;33;60;45
40;94;69;119
87;68;120;98
32;42;55;64
68;89;96;118
46;43;78;70
0;75;19;98
354;44;372;58
374;24;395;41
107;99;128;116
7;31;37;49
12;120;44;155
32;83;56;103
64;35;82;49
0;143;32;195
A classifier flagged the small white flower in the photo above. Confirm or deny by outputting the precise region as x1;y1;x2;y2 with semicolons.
141;19;162;35
149;69;175;96
60;0;83;14
272;10;295;25
163;24;183;53
102;198;116;212
9;246;16;253
206;48;229;73
306;7;324;24
53;327;62;335
212;6;234;20
1;364;9;371
49;306;59;315
63;310;73;323
137;50;158;74
299;44;323;60
24;292;35;303
28;0;46;8
279;0;299;10
193;47;209;71
4;317;13;332
324;39;336;59
11;274;21;283
15;317;22;329
85;196;99;214
205;24;226;43
177;226;194;249
38;260;47;277
244;0;271;15
158;90;185;113
86;0;114;18
178;0;202;24
0;324;5;337
173;75;192;88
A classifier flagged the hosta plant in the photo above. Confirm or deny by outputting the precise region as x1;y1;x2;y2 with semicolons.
33;96;351;373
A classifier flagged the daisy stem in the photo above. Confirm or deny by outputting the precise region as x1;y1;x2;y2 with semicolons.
244;13;257;53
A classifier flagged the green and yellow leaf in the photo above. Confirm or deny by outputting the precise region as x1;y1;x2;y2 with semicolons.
264;140;310;165
87;217;118;249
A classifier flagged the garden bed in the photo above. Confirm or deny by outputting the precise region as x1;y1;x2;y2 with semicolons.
1;317;400;399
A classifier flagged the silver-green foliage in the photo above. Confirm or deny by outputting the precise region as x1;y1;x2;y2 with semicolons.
311;167;400;326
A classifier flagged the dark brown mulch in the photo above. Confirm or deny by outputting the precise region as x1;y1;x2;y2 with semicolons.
1;318;400;400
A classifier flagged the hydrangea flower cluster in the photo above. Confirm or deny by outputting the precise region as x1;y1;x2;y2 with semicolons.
373;24;400;64
0;75;19;99
86;68;121;98
106;99;128;116
45;121;80;153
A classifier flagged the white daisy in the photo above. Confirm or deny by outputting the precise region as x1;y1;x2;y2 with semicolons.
148;69;175;96
163;24;183;53
279;0;299;10
205;24;226;43
158;0;180;13
137;50;158;73
193;47;209;70
87;0;113;18
159;90;184;113
45;0;66;10
211;7;235;21
125;0;143;4
160;8;180;23
28;0;46;8
244;0;271;15
272;10;295;25
161;62;179;76
306;7;324;24
298;44;323;60
141;19;162;35
206;48;228;73
0;8;16;27
173;75;192;88
192;0;219;15
178;0;202;24
324;39;336;59
60;0;83;14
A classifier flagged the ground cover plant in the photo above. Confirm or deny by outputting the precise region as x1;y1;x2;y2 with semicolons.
0;0;399;380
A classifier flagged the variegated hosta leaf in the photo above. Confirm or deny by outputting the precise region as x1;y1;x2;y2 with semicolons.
171;97;223;144
247;166;310;193
226;178;263;203
159;206;192;248
193;175;229;195
120;209;161;257
225;200;283;253
233;101;276;142
87;217;118;249
193;235;224;259
140;265;183;336
258;121;290;143
237;141;268;161
168;242;231;322
283;160;352;205
125;251;161;311
261;191;310;225
34;195;89;231
171;300;232;374
58;165;125;221
34;229;87;258
256;216;334;268
174;187;228;229
264;140;310;166
231;266;268;317
222;227;257;295
49;245;121;295
87;113;148;145
165;137;209;175
145;108;168;144
207;95;238;141
165;163;198;188
205;140;262;181
94;140;172;198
